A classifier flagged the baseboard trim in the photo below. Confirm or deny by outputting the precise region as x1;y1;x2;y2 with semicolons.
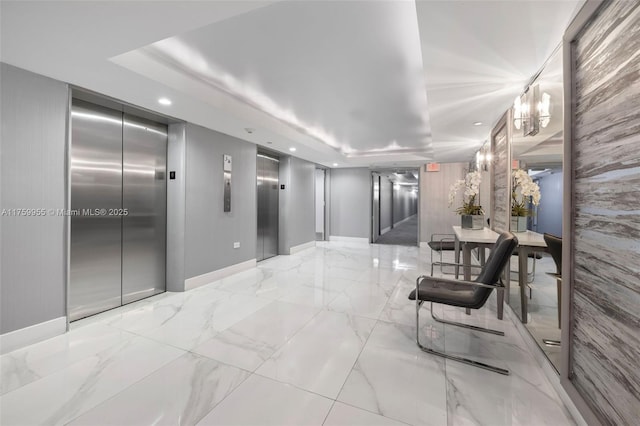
393;213;416;227
185;258;257;291
329;236;370;244
290;240;316;254
381;226;391;235
419;241;431;248
1;316;67;354
505;306;587;426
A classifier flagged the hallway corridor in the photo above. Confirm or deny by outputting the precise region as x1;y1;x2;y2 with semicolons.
375;215;418;246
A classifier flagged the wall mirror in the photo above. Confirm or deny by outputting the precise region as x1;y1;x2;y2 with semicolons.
508;46;564;371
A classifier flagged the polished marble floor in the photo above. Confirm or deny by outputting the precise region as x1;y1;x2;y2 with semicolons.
1;242;575;425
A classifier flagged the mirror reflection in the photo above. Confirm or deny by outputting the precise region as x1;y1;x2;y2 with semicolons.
509;47;563;371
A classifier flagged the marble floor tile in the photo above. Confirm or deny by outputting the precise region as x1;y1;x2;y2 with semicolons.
217;267;311;299
0;242;577;426
0;335;184;425
304;275;360;293
338;321;448;426
324;402;409;426
327;281;393;319
256;310;376;398
445;360;574;426
139;293;273;350
196;374;332;425
102;287;232;334
379;275;419;326
355;267;404;290
278;284;342;308
69;352;249;426
193;301;318;371
1;323;130;395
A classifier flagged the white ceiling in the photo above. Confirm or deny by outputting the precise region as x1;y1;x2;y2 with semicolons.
1;0;583;168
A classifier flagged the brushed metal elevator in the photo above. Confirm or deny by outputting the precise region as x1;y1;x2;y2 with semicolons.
256;153;279;262
69;99;167;321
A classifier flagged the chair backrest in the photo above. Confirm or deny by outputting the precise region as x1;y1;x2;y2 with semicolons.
476;232;519;286
543;233;562;274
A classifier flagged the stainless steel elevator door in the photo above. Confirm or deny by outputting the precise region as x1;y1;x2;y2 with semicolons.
70;100;167;321
70;101;123;321
256;154;279;261
122;114;167;304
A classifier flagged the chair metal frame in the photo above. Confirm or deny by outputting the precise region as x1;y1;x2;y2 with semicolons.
428;233;458;275
414;274;510;375
416;232;518;376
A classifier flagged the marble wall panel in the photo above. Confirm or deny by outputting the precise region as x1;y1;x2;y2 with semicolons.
571;1;640;425
492;125;509;233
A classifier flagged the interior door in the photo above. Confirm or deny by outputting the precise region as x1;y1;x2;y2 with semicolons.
371;173;381;242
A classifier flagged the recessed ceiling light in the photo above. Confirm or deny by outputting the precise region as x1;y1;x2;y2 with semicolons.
473;121;483;126
244;128;255;134
333;163;338;167
158;98;172;106
289;147;296;152
266;141;272;144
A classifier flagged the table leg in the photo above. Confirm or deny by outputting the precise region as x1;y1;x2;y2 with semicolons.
464;243;472;315
454;236;461;279
519;246;530;323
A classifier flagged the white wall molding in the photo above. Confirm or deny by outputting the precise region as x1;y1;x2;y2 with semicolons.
0;316;67;354
505;306;587;426
381;226;391;235
329;236;370;244
289;240;316;254
184;258;257;291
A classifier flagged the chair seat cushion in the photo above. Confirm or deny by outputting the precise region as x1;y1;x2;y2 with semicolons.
408;277;489;309
428;241;456;251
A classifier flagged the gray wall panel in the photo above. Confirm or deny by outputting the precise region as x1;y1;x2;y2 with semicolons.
570;2;640;425
184;123;257;278
329;168;371;239
0;63;68;333
419;163;466;243
286;157;315;249
166;123;186;291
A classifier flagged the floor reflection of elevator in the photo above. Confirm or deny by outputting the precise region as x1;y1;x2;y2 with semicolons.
69;99;167;321
256;153;279;262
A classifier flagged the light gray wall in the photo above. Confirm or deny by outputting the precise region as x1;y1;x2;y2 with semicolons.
419;163;466;243
380;177;392;232
279;155;315;253
184;123;257;279
535;171;562;237
166;123;186;292
329;168;371;239
1;63;68;333
315;169;325;234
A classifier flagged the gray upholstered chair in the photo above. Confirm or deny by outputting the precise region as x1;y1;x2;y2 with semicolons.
409;232;518;375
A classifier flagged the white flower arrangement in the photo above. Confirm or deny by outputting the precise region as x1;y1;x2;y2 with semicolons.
512;169;541;216
448;171;484;215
